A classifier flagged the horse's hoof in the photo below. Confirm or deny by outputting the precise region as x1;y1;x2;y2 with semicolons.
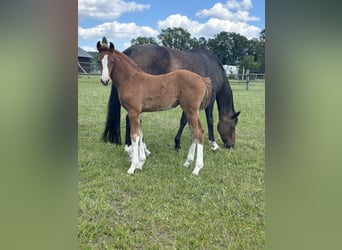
136;161;144;170
183;161;191;168
191;170;199;176
174;141;181;151
209;141;220;152
127;166;135;175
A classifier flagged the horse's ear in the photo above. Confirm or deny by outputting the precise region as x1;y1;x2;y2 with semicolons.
232;111;241;119
97;41;101;51
109;42;115;52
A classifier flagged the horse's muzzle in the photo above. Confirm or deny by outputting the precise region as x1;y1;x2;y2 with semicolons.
224;143;234;149
101;79;110;86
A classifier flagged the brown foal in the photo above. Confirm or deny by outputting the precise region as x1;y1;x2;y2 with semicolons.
97;39;212;175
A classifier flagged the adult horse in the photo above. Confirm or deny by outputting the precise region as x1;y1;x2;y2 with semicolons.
97;39;212;175
102;44;240;151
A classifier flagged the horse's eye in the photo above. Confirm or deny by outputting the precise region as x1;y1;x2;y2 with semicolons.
97;60;101;64
111;61;114;64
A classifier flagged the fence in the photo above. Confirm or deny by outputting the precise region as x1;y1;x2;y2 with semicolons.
78;61;264;90
78;61;100;76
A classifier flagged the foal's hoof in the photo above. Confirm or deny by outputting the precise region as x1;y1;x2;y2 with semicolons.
183;161;191;168
191;167;202;176
127;171;134;175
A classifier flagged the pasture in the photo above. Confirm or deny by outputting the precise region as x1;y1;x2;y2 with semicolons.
78;76;265;249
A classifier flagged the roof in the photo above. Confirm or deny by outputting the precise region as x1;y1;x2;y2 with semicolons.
78;47;94;58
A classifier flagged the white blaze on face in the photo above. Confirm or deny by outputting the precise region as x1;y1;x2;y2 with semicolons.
101;55;110;83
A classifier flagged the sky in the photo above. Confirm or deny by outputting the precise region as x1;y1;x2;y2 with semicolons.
78;0;265;52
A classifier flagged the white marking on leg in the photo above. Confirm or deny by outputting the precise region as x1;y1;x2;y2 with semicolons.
124;144;133;162
192;143;203;175
138;133;146;162
137;134;146;170
127;136;139;174
143;142;151;157
209;140;220;152
184;143;196;168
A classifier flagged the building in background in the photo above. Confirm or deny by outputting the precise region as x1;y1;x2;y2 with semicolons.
78;47;94;73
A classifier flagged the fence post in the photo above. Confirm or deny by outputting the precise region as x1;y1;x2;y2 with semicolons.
245;69;250;90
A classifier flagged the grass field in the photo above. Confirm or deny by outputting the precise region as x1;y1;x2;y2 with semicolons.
78;76;265;249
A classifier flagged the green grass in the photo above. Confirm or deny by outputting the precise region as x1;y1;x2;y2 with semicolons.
78;76;265;249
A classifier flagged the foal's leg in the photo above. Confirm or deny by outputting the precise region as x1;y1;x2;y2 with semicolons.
137;131;146;170
183;114;199;168
183;142;196;168
124;114;151;162
127;112;144;174
192;117;205;175
205;104;219;151
183;113;205;175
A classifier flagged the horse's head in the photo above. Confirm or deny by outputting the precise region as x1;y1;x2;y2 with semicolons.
97;38;115;86
217;111;240;148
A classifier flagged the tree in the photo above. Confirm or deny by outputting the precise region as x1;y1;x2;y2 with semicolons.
192;37;208;49
157;27;194;50
258;29;265;73
207;32;249;65
244;29;265;73
239;55;261;73
130;37;158;45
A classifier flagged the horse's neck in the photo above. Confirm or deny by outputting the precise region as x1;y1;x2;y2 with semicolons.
216;82;235;119
111;51;142;86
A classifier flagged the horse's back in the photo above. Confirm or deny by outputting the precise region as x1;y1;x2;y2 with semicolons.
123;44;172;75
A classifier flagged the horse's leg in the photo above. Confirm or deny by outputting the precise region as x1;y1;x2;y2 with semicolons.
183;113;199;168
124;114;151;161
127;112;144;174
124;114;133;161
183;142;196;168
137;131;146;170
192;116;205;175
205;104;220;151
125;114;132;145
174;112;187;151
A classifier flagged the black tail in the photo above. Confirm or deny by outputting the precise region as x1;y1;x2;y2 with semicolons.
102;84;121;144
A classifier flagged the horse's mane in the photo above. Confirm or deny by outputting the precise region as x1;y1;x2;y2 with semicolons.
114;50;144;73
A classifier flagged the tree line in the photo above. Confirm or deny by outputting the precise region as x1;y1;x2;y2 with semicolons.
131;27;265;73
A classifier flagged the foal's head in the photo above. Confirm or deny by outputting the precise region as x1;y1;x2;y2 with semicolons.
97;38;115;86
217;111;240;148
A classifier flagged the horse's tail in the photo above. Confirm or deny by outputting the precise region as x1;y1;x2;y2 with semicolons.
200;77;213;110
102;84;122;145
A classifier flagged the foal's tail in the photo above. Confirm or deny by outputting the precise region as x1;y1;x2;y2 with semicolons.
102;84;122;145
200;77;213;110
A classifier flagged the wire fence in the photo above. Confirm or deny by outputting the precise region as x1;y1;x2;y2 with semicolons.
78;61;264;90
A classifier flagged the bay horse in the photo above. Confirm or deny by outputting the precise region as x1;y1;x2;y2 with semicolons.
97;39;212;175
102;44;240;152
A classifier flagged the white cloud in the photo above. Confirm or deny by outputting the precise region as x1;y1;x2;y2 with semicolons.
157;14;202;34
78;0;262;50
196;0;259;22
78;0;150;19
157;14;260;39
78;21;158;40
226;0;253;10
157;0;261;39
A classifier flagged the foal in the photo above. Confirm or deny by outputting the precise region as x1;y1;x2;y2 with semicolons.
97;40;212;175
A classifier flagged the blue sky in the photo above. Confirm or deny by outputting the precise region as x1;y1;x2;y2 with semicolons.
78;0;264;52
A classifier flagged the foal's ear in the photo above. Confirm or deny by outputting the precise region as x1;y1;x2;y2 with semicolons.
109;42;115;52
96;41;101;51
